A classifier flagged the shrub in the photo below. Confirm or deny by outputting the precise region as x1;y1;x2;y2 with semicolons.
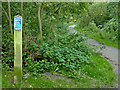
24;33;92;75
103;18;119;40
88;2;109;26
82;21;99;33
78;13;91;28
2;33;92;76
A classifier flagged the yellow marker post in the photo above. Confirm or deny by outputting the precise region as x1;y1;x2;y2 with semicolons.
14;15;22;85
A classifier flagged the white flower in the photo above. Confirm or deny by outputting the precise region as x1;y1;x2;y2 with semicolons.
30;85;32;88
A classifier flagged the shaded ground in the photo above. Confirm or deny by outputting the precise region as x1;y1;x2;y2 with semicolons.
43;72;78;87
43;72;69;80
68;25;119;88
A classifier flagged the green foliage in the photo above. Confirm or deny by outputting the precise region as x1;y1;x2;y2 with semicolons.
107;2;118;19
24;33;92;75
56;22;69;35
88;2;109;26
81;53;117;86
83;21;99;33
75;2;119;48
103;18;119;40
2;52;14;71
2;2;118;88
75;17;119;48
77;2;118;27
95;18;118;41
2;53;117;88
2;2;88;54
2;2;90;74
2;31;92;75
77;13;91;28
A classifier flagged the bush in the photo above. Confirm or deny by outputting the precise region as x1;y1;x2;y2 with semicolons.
2;33;92;75
107;2;118;19
78;13;91;28
25;33;92;75
88;2;109;26
103;18;119;40
82;21;99;33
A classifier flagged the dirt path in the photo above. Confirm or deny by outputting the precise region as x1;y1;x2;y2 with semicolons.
68;25;119;88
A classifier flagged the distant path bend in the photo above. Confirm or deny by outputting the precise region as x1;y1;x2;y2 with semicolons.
68;25;119;76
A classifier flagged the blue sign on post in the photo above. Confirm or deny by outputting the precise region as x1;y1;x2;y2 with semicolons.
14;18;22;30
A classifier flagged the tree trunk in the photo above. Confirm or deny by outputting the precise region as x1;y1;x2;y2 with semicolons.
21;0;24;24
48;22;52;41
52;22;57;40
50;19;57;41
21;1;23;17
21;0;26;50
1;6;9;21
37;5;42;41
48;20;57;41
8;0;13;35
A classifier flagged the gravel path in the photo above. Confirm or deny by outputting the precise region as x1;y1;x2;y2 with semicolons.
68;25;119;88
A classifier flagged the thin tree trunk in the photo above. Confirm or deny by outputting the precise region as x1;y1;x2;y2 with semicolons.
21;1;23;16
37;5;42;41
21;0;24;24
8;0;13;35
21;0;26;49
48;22;53;41
48;20;57;41
52;22;57;40
50;5;61;41
1;6;9;21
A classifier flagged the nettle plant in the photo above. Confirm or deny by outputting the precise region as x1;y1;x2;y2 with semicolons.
24;33;92;75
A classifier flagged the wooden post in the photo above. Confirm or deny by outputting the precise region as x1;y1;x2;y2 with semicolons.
14;15;22;85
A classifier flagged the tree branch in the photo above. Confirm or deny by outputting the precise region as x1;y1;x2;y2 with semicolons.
8;0;13;35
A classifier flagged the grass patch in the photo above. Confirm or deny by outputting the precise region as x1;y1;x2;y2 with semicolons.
2;69;78;88
2;53;117;88
81;53;117;87
75;25;119;49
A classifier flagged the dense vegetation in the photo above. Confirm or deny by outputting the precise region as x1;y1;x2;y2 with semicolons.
75;2;119;48
2;2;89;72
2;53;117;88
2;2;118;88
